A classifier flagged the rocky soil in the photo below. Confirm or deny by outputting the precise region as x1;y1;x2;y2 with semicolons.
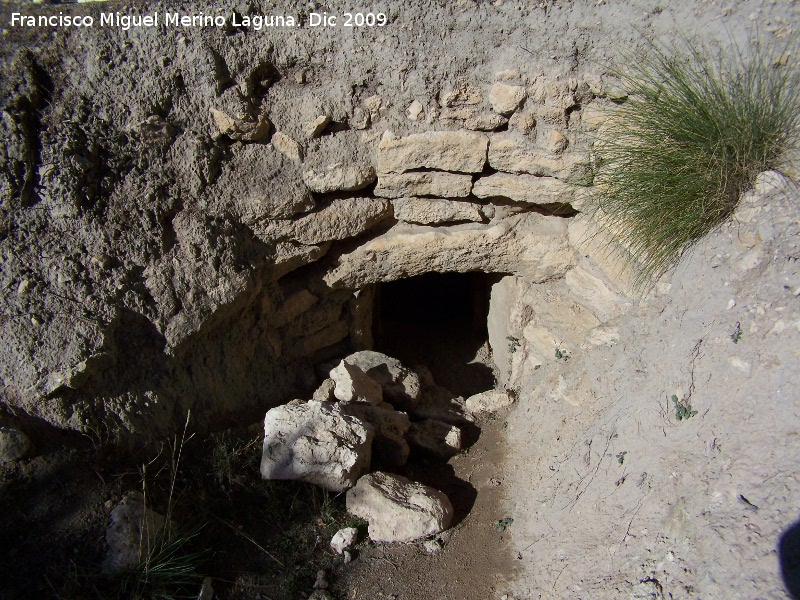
1;0;799;598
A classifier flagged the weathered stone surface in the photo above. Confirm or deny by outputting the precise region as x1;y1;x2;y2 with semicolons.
472;173;577;205
0;427;30;463
548;129;568;154
261;401;373;492
374;172;473;199
273;289;319;327
334;402;410;465
303;163;376;193
465;389;515;414
350;107;370;130
214;144;315;223
488;135;591;184
312;377;337;402
254;197;391;246
580;105;608;130
465;112;508;131
210;108;270;141
324;215;575;288
330;527;358;554
441;82;483;107
565;263;629;322
392;197;483;225
406;419;463;459
103;491;169;572
346;472;453;542
330;360;384;404
377;130;488;174
271;242;331;280
271;131;304;163
338;350;422;409
489;83;527;115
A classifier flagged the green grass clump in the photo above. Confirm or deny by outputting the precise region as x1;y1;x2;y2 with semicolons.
592;35;800;286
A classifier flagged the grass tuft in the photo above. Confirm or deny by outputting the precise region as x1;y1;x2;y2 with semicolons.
590;34;800;286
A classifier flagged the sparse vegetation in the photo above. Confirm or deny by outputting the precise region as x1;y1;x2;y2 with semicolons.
592;35;800;286
672;394;698;421
731;322;743;344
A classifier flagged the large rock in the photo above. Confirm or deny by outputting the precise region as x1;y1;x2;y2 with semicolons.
472;172;578;205
0;427;31;463
374;172;473;199
330;360;384;405
260;401;374;492
254;197;391;246
346;472;453;542
334;403;410;465
324;215;575;288
339;350;422;409
377;131;488;174
103;491;169;572
392;197;484;225
406;419;463;459
488;135;592;184
302;163;376;193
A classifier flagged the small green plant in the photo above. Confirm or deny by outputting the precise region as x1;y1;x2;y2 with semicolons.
731;321;743;344
496;517;514;532
616;451;628;465
672;394;698;421
555;347;570;361
592;35;800;286
507;335;521;354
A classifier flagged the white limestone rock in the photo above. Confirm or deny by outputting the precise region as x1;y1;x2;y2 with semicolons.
392;198;484;225
253;197;391;246
346;472;453;542
305;115;331;138
465;389;515;414
330;527;358;554
260;401;374;492
302;163;376;193
465;112;509;131
407;100;424;121
488;134;591;184
489;83;527;115
271;131;304;163
472;172;577;205
377;130;488;174
330;360;384;405
374;172;473;199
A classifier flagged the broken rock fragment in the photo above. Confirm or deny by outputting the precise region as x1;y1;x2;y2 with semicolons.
334;402;410;465
346;472;453;542
260;401;373;492
210;108;270;141
103;491;170;572
330;360;384;404
374;172;473;199
330;527;358;554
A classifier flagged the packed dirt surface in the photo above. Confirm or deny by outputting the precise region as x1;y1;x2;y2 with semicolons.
1;0;799;598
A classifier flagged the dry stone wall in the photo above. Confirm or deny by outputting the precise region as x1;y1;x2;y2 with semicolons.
0;0;637;442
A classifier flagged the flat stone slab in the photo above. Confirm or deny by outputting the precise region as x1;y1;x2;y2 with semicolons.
378;130;488;174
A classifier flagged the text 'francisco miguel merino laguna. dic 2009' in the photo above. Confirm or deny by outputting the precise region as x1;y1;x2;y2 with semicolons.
9;11;389;30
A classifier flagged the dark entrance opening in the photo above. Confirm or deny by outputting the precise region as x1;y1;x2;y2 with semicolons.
373;271;498;398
